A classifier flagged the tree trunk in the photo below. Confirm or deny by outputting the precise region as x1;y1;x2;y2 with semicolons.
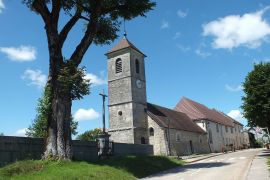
43;36;73;159
44;81;73;160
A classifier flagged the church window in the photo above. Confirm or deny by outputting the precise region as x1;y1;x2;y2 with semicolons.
135;59;140;73
141;137;146;144
149;127;154;136
176;133;180;142
118;111;122;116
115;58;122;73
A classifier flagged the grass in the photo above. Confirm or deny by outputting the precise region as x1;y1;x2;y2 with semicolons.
268;156;270;170
0;156;184;180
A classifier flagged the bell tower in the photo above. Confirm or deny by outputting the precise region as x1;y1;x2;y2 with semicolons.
106;37;148;144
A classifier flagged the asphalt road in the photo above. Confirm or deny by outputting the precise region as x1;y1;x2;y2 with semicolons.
143;149;266;180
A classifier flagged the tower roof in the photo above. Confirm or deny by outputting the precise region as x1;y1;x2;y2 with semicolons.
106;37;146;56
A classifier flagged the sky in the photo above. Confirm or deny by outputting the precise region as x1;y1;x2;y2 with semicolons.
0;0;270;137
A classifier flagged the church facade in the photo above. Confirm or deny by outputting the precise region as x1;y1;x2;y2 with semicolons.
106;38;246;156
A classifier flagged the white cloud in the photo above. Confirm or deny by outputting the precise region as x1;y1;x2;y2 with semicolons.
225;84;243;92
195;49;211;58
176;44;190;52
85;73;107;87
74;108;100;122
161;20;169;29
14;128;27;137
203;6;270;49
0;46;37;62
22;69;47;88
173;32;181;39
0;0;5;13
177;9;188;18
227;110;245;123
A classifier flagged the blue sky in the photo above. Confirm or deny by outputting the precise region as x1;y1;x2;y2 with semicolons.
0;0;270;137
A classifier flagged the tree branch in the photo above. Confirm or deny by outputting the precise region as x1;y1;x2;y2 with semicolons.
59;10;81;48
32;0;51;26
80;15;91;22
51;0;61;23
69;1;103;67
70;20;97;67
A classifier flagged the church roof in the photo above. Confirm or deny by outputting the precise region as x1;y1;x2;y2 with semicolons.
174;97;235;127
106;37;146;56
147;103;206;134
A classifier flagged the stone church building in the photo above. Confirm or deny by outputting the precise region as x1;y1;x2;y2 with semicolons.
106;37;245;156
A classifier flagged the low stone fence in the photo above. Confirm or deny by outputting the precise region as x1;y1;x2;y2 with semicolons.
113;142;153;156
0;136;98;167
0;136;153;167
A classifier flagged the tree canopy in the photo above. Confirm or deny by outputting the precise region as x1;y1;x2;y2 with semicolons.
76;128;102;141
242;62;270;129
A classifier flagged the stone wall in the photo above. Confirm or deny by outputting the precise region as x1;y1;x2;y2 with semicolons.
0;136;153;167
113;142;153;156
148;116;210;156
0;136;98;167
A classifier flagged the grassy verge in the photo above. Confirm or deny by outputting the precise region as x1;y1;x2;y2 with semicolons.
268;156;270;170
0;156;184;180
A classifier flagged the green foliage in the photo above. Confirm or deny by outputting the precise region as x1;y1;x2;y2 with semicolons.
254;140;264;148
58;61;90;100
0;160;43;177
23;0;156;46
242;62;270;129
0;156;183;179
26;85;78;138
76;128;102;141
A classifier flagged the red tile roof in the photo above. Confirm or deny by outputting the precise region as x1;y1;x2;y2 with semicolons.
147;103;206;134
106;37;146;56
174;97;235;127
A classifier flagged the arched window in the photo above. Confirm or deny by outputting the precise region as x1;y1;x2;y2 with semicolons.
115;58;122;73
149;127;154;136
141;137;146;144
135;59;140;74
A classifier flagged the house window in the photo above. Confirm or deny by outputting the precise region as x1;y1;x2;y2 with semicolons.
141;137;146;144
135;59;140;73
225;126;228;133
115;58;122;73
149;127;154;136
209;130;213;144
176;133;180;142
216;124;219;132
231;127;233;133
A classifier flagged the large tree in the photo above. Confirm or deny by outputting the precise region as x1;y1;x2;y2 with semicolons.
242;62;270;130
23;0;155;160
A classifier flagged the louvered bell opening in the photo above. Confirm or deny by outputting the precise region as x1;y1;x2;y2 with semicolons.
115;58;122;73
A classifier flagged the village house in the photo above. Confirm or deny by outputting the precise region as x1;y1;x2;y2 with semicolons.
175;97;246;152
106;37;246;155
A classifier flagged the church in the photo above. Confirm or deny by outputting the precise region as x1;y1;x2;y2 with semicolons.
105;37;245;156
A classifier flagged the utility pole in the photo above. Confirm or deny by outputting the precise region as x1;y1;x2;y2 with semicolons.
99;90;108;134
